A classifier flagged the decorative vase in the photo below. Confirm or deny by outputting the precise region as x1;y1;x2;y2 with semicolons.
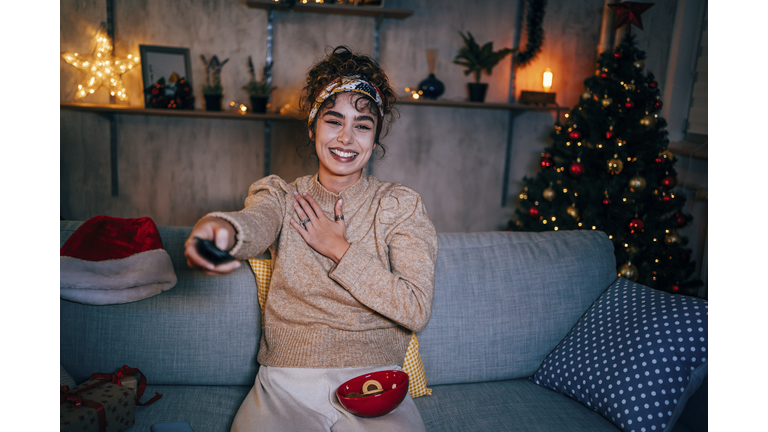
468;83;488;102
418;49;444;100
204;94;223;111
250;96;268;114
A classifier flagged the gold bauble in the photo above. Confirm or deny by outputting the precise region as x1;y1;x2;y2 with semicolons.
519;192;528;200
601;97;613;107
640;115;657;129
633;60;645;70
625;83;636;91
665;232;682;245
567;204;580;219
660;150;675;161
582;91;592;100
607;158;624;174
543;188;556;201
628;176;647;192
618;262;639;281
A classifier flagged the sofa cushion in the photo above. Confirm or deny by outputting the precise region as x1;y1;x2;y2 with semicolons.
414;379;621;431
530;278;708;432
420;230;616;386
125;385;251;431
60;222;261;386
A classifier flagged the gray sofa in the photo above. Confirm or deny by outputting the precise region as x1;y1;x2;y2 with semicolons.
60;221;707;432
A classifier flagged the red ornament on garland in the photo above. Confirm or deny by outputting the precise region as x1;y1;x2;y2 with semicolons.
671;284;680;292
528;206;540;218
602;198;612;205
600;71;609;79
649;80;658;89
655;156;666;165
625;100;634;109
628;218;644;234
660;175;677;189
614;51;623;59
653;100;663;110
568;161;585;178
605;131;615;140
569;130;583;140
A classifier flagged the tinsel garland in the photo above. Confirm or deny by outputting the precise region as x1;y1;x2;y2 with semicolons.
514;0;547;68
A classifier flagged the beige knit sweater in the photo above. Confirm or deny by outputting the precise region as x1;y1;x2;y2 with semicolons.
208;173;438;369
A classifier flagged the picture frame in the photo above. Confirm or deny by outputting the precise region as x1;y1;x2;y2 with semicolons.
139;45;193;108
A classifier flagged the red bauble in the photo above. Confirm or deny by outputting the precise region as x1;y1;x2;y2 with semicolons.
569;161;585;178
606;131;615;140
628;218;644;234
600;72;609;79
625;101;634;109
540;157;555;170
569;130;583;140
674;212;688;227
655;156;665;165
529;206;540;218
660;175;677;189
602;198;612;205
649;80;658;88
671;285;680;292
653;100;663;110
662;195;672;202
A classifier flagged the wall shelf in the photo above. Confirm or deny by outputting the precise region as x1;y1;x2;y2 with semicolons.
60;102;300;122
397;98;570;112
244;0;413;19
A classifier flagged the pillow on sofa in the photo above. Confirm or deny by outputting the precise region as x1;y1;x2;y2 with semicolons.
248;258;432;398
530;278;707;432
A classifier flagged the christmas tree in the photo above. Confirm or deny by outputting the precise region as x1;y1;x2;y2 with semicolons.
510;32;701;296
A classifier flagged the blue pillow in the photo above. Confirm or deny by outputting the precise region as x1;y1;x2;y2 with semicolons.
530;278;707;432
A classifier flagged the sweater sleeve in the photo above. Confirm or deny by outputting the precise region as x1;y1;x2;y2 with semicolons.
328;188;438;332
205;175;289;259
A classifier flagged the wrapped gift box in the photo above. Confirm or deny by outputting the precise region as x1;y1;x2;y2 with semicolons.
60;378;137;432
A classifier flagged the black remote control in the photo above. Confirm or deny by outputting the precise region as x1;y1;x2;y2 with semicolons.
195;237;236;265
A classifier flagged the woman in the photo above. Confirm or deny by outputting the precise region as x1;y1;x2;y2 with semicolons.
184;46;437;432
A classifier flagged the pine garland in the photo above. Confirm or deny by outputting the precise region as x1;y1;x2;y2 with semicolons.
514;0;547;68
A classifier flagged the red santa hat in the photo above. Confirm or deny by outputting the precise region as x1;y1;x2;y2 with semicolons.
60;215;177;305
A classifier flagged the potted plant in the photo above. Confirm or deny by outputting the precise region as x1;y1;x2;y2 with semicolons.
242;56;276;114
453;32;512;102
200;54;229;111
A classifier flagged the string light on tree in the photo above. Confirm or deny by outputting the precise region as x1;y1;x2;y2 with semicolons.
61;24;140;101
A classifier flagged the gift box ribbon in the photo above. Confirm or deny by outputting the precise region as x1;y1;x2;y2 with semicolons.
89;364;163;406
60;382;108;432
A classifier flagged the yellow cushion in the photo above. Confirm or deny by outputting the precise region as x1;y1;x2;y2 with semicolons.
248;258;432;398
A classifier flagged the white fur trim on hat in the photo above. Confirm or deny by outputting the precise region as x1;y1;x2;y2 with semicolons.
60;249;177;305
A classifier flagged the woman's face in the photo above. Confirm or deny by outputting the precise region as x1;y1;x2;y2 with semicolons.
312;92;377;185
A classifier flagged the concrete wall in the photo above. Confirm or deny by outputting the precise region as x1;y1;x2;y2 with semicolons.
61;0;688;234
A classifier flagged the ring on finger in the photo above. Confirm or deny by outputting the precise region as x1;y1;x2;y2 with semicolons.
335;214;344;221
299;217;311;230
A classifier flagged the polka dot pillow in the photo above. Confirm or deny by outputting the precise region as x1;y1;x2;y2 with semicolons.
530;278;707;432
248;258;432;398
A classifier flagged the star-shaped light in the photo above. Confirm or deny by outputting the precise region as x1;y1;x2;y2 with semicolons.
608;2;655;35
61;25;140;101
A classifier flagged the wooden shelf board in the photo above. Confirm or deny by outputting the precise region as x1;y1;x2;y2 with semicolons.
60;102;300;122
397;98;570;112
244;0;413;18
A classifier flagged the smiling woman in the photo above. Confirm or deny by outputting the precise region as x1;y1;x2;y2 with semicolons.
182;46;438;432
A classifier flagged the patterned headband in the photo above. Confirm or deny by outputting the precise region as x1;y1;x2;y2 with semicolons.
308;75;385;137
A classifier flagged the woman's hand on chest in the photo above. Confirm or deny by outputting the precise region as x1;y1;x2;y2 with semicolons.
289;192;350;264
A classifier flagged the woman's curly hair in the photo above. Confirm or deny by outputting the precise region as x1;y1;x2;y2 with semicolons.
298;46;398;159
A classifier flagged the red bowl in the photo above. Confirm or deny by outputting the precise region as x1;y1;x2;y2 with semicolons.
336;370;409;417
